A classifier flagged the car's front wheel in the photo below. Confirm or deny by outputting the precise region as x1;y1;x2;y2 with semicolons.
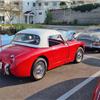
31;58;47;81
74;47;84;63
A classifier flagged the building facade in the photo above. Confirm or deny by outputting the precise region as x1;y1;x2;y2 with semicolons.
0;0;22;24
0;0;99;24
23;0;71;24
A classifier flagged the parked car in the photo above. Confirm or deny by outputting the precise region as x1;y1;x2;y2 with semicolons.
0;29;84;80
86;27;100;32
92;82;100;100
0;34;14;46
76;31;100;52
0;34;14;52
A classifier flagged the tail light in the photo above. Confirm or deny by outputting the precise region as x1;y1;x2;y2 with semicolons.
93;42;100;46
10;55;15;63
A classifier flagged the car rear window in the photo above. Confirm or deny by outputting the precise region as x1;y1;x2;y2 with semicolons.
13;33;40;45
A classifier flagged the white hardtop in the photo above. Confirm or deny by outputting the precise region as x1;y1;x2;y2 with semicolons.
17;28;62;37
13;28;62;48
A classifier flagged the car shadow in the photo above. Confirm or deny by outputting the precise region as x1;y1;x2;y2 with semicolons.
0;71;99;100
83;57;100;67
82;49;100;67
0;72;35;88
25;77;99;100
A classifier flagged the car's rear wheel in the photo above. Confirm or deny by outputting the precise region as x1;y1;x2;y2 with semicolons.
31;58;47;81
74;47;84;63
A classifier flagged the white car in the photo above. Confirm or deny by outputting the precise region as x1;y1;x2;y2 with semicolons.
76;31;100;52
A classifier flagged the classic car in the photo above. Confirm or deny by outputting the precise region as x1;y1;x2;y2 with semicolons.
76;31;100;52
0;34;14;46
92;82;100;100
0;29;84;80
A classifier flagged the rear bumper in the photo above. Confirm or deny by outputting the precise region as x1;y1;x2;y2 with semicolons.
0;62;11;75
0;62;31;77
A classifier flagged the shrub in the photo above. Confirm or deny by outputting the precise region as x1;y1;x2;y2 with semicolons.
0;24;43;35
45;11;53;24
72;3;100;12
73;19;78;24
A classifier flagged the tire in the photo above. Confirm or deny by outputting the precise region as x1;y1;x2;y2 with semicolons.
97;49;100;53
31;58;47;81
74;47;84;63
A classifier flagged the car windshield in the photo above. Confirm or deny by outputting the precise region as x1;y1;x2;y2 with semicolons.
13;33;40;45
60;31;75;40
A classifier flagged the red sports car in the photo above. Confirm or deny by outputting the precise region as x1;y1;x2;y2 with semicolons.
93;82;100;100
0;29;84;80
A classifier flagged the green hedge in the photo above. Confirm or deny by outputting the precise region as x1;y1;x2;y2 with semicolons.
0;24;43;35
72;3;100;12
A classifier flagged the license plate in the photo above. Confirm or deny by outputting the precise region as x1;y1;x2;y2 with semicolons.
0;62;2;69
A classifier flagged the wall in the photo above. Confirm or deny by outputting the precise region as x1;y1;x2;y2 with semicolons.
51;7;100;24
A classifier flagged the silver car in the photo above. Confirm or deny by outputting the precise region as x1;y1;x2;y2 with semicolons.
76;31;100;52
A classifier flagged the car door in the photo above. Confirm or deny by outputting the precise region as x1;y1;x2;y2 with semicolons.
48;35;69;68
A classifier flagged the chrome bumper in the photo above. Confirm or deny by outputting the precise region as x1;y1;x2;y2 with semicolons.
0;62;2;69
0;62;10;75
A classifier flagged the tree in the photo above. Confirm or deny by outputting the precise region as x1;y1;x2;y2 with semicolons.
3;1;21;24
45;11;53;24
60;2;68;16
72;3;100;12
60;2;67;9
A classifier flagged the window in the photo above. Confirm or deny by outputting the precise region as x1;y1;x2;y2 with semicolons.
0;16;5;21
25;16;27;23
0;0;4;6
38;3;41;6
45;2;48;6
53;2;57;6
13;33;40;45
0;0;4;4
14;2;19;6
33;3;36;7
27;2;29;5
60;31;75;41
48;35;63;47
39;12;42;15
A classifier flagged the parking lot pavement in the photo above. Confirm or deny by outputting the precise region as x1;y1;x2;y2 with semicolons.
0;53;100;100
67;77;99;100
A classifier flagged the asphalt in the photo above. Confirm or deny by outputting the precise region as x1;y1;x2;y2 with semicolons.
0;52;100;100
0;25;100;100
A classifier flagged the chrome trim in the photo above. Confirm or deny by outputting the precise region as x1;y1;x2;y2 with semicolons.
12;42;48;48
4;64;10;75
0;62;2;69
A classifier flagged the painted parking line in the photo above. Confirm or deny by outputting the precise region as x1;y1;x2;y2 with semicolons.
57;71;100;100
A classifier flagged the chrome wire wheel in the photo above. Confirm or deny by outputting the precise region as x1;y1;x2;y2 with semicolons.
31;58;47;80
